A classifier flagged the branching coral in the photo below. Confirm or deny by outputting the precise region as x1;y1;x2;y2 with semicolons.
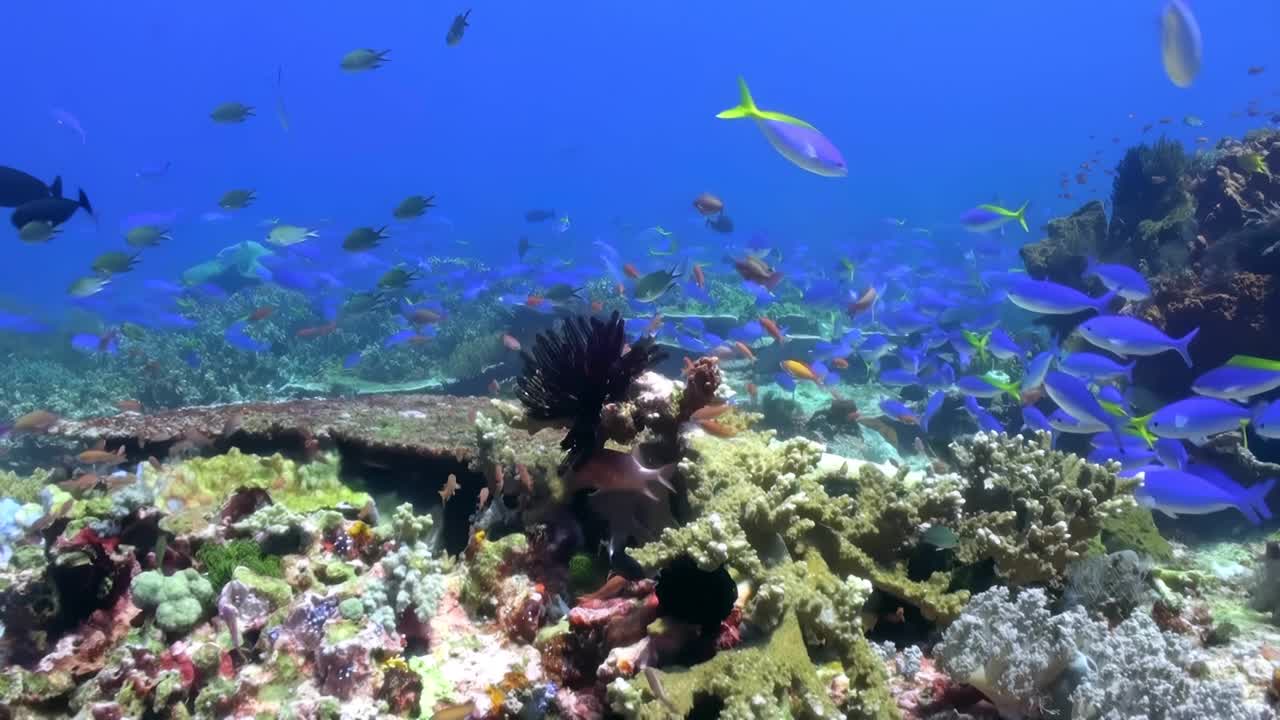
516;311;666;471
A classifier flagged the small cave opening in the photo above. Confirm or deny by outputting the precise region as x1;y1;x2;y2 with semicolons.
686;692;725;720
863;589;933;648
336;442;485;556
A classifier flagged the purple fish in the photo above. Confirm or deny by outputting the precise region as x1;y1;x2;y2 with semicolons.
716;78;846;177
963;396;1004;434
70;332;117;354
1043;370;1125;446
0;310;49;334
1144;396;1251;444
52;108;85;144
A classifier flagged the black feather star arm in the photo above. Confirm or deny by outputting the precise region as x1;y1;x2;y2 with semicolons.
516;311;667;471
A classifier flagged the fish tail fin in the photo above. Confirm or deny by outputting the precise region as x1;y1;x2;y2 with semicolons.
1123;359;1137;383
716;76;759;120
763;271;784;291
1175;326;1200;368
1229;354;1280;371
1246;477;1277;521
1126;412;1157;447
653;462;677;493
50;176;63;198
78;188;94;216
1015;201;1030;233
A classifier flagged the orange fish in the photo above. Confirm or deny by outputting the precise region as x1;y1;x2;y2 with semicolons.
759;317;785;344
439;474;460;503
622;263;641;280
614;282;625;296
691;263;705;290
78;444;126;466
409;308;442;325
591;300;604;312
296;322;337;338
733;341;756;361
692;192;724;216
731;255;783;290
746;382;758;402
488;379;500;396
526;295;545;308
848;286;878;316
831;358;849;370
502;334;521;351
116;399;143;413
690;404;732;422
779;359;820;383
247;306;274;322
408;335;431;345
13;409;59;433
698;419;737;437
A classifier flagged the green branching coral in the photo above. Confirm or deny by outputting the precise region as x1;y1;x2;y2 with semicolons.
195;539;283;592
150;448;368;517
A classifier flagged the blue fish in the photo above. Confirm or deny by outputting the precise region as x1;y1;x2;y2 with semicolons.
1154;438;1188;469
921;391;946;433
1143;396;1251;444
879;369;922;387
1007;279;1115;315
1058;352;1135;383
343;352;363;369
1021;405;1054;435
1076;316;1198;368
1191;362;1280;401
1043;370;1124;446
224;321;270;353
1021;350;1054;394
880;399;918;423
963;396;1004;434
1136;468;1272;525
1084;258;1151;301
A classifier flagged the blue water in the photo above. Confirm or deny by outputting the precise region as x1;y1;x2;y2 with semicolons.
0;1;1276;308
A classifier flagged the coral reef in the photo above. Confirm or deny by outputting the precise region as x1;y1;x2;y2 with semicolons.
936;585;1271;719
1019;199;1108;288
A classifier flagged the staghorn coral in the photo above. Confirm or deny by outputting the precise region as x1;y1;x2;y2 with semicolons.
935;586;1272;720
516;311;667;471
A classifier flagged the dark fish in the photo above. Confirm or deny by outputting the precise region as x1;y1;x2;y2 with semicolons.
91;251;141;275
543;283;583;302
517;235;539;258
0;167;59;208
378;265;420;290
446;9;471;46
706;214;734;233
393;194;435;220
920;524;958;550
11;187;92;229
219;189;255;210
343;226;390;251
210;102;254;123
633;266;681;303
524;208;556;222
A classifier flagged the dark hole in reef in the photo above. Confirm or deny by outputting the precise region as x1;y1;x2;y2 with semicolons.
864;589;933;648
686;692;725;720
906;542;956;582
336;442;484;556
